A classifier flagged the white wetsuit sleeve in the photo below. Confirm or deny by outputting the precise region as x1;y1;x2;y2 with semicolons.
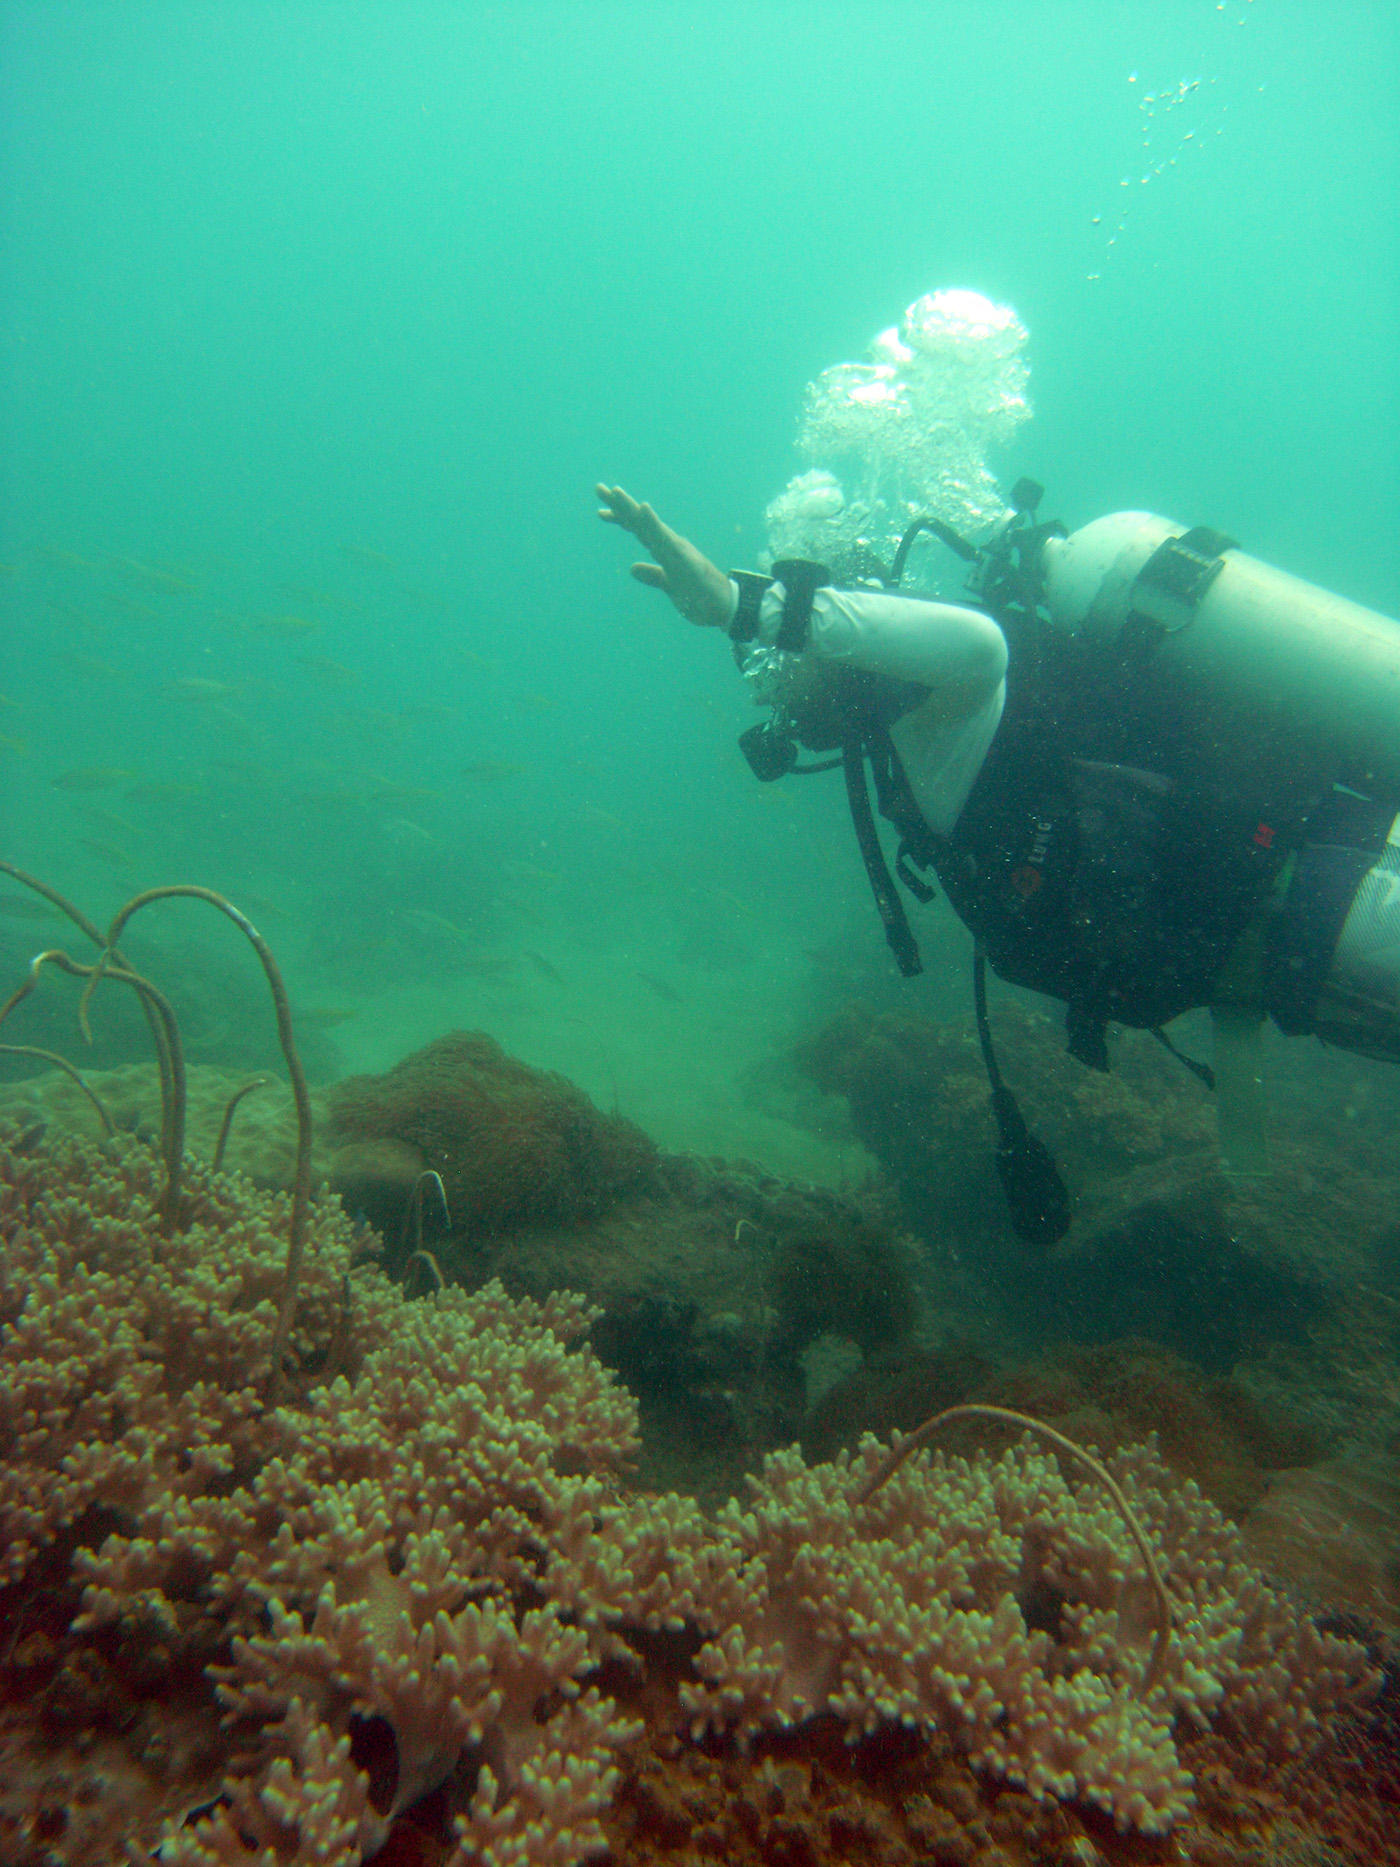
736;580;1008;836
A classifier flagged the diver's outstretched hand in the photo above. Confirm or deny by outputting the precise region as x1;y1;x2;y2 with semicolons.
595;483;732;630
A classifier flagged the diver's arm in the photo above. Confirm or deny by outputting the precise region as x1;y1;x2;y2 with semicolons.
759;583;1008;723
595;484;733;630
596;483;1006;723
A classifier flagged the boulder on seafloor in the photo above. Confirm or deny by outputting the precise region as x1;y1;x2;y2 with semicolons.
324;1030;661;1239
792;997;1400;1374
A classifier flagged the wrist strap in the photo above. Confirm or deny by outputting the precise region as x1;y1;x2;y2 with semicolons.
728;570;772;645
770;558;831;652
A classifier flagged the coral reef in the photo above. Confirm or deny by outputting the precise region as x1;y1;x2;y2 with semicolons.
791;999;1400;1374
672;1434;1378;1835
1;1124;1391;1865
0;1057;923;1500
800;1335;1322;1522
325;1032;660;1239
0;1060;325;1197
0;1123;640;1863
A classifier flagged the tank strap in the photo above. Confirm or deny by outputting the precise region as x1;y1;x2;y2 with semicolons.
1124;525;1237;646
1262;788;1396;1034
839;738;924;979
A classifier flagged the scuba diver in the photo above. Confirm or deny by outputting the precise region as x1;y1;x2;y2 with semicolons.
597;477;1400;1245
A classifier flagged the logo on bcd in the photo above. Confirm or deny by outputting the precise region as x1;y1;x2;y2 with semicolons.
1010;819;1054;900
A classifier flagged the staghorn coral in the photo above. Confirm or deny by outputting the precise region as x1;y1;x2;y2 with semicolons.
665;1435;1378;1836
0;1123;641;1864
0;1124;1383;1863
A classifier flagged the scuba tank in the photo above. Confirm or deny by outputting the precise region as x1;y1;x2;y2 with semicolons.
1028;508;1400;1172
1036;513;1400;806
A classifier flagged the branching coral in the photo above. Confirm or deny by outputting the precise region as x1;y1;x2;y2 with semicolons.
665;1433;1378;1836
0;868;316;1396
0;1123;1382;1863
0;1124;641;1863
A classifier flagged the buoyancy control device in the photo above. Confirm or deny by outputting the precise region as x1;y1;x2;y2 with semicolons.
735;483;1400;1241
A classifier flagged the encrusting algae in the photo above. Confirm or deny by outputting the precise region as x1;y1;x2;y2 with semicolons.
0;874;1394;1863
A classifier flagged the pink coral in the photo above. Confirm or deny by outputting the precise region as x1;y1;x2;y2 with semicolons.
0;1125;640;1863
0;1121;1381;1863
666;1437;1378;1835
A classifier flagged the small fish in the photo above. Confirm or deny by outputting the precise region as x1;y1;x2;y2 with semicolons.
0;730;29;756
382;816;436;847
112;555;199;593
0;895;61;922
60;653;130;683
220;610;323;640
296;785;369;812
295;1005;360;1029
238;890;292;923
396;584;453;613
52;765;141;791
460;760;529;782
449;648;501;674
488;892;545;926
278;582;350;609
79;837;137;870
297;655;361;689
523;949;565;985
123;779;205;803
355;708;410;740
161;677;239;702
339;542;398;570
402;906;474;946
502;859;562;888
714;887;757;918
38;546;101;571
634;967;683;1004
75;801;142;839
365;775;442;807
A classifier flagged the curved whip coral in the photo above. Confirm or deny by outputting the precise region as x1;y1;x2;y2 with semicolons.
0;867;313;1397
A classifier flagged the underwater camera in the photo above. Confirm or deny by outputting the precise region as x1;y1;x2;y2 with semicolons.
738;718;799;782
